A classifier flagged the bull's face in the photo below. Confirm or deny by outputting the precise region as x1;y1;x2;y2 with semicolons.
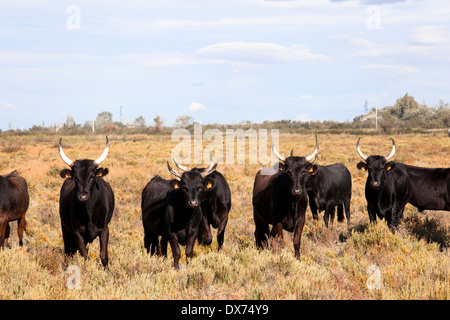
60;160;109;202
172;170;208;208
280;157;315;196
58;136;110;203
272;135;319;196
356;137;396;190
167;152;217;208
357;156;395;189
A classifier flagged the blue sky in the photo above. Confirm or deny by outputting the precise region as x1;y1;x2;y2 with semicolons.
1;0;450;130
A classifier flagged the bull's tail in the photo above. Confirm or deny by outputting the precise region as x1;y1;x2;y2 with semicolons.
337;204;344;222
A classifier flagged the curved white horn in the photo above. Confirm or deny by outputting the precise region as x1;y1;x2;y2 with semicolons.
167;161;182;178
58;138;74;167
305;135;319;162
356;137;368;161
385;138;396;160
94;136;109;165
271;135;285;162
201;151;217;178
173;157;191;172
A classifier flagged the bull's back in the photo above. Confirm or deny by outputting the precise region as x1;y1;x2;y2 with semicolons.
0;171;29;219
406;165;450;210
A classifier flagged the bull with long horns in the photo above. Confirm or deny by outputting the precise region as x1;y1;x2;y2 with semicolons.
141;153;219;269
356;137;411;229
58;136;115;269
252;135;319;259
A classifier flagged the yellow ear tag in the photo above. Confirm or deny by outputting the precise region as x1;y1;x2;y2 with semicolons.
386;166;391;171
361;167;366;171
96;173;103;177
206;182;213;189
279;167;283;171
65;174;72;178
309;167;314;173
174;183;180;189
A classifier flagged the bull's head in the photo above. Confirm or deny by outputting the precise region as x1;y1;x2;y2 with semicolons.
272;135;319;196
167;153;217;208
59;136;110;203
356;137;396;189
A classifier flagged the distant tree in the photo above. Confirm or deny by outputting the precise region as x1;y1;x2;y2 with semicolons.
95;111;113;128
65;114;75;128
174;115;193;128
153;115;163;133
390;93;420;119
134;115;146;128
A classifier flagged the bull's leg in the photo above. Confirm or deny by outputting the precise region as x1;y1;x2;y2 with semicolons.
144;227;159;255
61;225;78;256
161;236;168;257
99;227;109;270
344;198;351;225
367;204;377;224
198;214;212;246
185;234;198;265
324;204;335;228
293;213;306;260
5;223;10;248
17;217;26;246
254;214;269;249
337;203;344;223
0;216;7;249
216;215;229;251
270;223;283;239
73;231;88;259
168;235;181;269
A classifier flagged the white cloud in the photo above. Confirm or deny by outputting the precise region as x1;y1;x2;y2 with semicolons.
359;64;419;75
189;102;206;111
412;25;450;45
293;114;311;122
194;42;329;64
0;100;16;109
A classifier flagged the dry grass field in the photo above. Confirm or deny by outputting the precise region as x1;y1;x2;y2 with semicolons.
0;132;448;300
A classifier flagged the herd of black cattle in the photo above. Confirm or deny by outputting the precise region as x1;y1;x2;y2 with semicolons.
0;135;448;269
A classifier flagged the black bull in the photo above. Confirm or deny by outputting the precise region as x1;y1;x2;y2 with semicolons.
0;170;29;248
405;165;450;212
141;155;230;269
356;138;411;229
58;137;115;269
305;163;352;227
252;136;318;259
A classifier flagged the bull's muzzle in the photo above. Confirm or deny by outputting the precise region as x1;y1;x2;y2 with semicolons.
370;181;381;189
77;192;89;202
188;200;199;207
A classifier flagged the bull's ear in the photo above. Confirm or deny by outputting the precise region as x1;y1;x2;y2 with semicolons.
385;161;396;171
204;179;215;190
307;164;319;175
170;180;180;189
357;162;368;171
60;169;73;179
95;167;109;177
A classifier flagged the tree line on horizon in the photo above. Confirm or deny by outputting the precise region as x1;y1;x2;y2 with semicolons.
2;93;450;136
